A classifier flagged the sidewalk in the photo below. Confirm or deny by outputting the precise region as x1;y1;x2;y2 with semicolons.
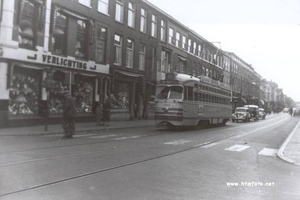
277;117;300;166
0;119;156;136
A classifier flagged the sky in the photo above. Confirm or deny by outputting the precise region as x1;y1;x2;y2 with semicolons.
147;0;300;101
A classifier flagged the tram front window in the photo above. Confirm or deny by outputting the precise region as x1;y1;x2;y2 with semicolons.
156;86;183;100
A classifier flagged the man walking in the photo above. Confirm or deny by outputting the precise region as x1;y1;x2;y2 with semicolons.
62;91;77;138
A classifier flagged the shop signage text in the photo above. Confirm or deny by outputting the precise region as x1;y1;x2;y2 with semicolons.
42;54;96;71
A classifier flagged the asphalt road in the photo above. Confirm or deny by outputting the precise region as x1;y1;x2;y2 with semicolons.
0;113;300;200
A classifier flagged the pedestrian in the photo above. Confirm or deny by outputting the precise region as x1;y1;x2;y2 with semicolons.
289;107;294;117
96;103;104;126
62;91;77;138
103;96;111;126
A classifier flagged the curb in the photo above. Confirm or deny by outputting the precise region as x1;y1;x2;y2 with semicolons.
0;124;155;136
277;119;300;166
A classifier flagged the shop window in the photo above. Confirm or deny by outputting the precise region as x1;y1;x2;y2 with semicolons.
51;12;67;56
126;39;134;68
111;81;129;110
76;20;88;59
9;66;41;116
114;34;122;65
72;74;94;113
18;0;44;49
49;71;70;114
139;43;146;71
96;25;107;64
127;2;135;28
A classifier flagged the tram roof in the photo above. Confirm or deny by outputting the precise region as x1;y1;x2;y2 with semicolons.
173;73;231;90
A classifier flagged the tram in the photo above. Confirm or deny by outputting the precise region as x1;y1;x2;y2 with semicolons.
154;73;232;128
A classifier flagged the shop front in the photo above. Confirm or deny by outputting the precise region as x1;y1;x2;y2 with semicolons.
2;55;109;127
111;69;145;120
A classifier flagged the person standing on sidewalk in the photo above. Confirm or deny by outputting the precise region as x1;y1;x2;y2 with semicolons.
103;96;111;126
62;91;77;138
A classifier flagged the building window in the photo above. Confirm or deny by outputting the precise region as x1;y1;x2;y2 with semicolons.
161;49;170;73
96;25;107;64
168;28;174;45
114;34;122;65
18;0;44;49
151;15;157;38
182;36;186;49
140;8;147;33
115;0;124;23
126;39;134;68
52;12;67;56
76;20;88;59
160;20;166;42
139;43;146;71
187;39;192;53
176;32;181;47
193;42;197;54
127;2;135;28
79;0;91;7
98;0;109;14
179;57;187;73
198;44;201;57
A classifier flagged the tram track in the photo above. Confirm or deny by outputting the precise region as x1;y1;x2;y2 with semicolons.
0;114;287;167
0;112;283;156
0;115;291;197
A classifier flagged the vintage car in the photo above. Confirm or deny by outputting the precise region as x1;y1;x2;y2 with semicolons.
232;107;250;122
258;108;266;120
244;105;259;121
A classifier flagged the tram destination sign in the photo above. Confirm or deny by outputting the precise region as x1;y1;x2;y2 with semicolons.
160;80;179;84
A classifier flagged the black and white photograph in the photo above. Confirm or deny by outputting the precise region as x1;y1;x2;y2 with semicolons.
0;0;300;199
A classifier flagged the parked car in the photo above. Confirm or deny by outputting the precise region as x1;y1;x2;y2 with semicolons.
244;105;259;121
258;108;266;120
283;108;289;113
232;107;250;122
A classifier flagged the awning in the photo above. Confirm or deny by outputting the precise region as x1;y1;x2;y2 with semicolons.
241;98;247;104
146;81;156;86
114;70;144;78
178;56;187;62
259;99;265;106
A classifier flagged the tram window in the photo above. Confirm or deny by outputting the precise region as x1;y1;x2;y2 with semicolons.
169;86;183;99
187;86;193;101
156;87;169;99
194;90;199;101
199;93;203;101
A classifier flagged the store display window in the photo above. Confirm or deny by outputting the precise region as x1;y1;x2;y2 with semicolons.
9;66;41;116
48;71;70;114
111;81;129;110
72;74;94;113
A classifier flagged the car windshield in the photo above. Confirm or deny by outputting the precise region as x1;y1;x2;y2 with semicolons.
235;108;248;113
156;86;183;100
